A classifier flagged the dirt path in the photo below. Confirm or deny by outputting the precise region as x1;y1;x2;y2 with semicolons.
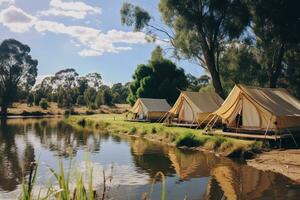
247;149;300;183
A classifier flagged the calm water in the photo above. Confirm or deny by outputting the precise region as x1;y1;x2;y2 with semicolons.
0;118;300;200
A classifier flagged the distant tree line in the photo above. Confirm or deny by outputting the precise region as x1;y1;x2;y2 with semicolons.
30;68;129;109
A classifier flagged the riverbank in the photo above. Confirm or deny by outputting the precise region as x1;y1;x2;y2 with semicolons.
5;103;130;117
65;114;263;158
247;149;300;183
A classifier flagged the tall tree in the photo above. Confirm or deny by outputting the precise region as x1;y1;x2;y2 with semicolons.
0;39;38;117
127;47;188;105
121;1;251;98
250;0;300;88
219;42;266;93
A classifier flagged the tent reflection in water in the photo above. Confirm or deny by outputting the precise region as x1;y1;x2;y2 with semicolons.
205;84;300;139
129;98;171;122
165;91;224;126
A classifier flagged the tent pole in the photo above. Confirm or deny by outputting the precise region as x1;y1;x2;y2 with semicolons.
286;128;298;147
264;116;272;140
211;116;220;129
203;115;217;134
197;113;212;130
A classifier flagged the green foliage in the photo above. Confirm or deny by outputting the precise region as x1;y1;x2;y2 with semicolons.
219;43;267;93
84;87;97;107
121;1;251;98
186;73;210;92
127;47;188;105
20;163;38;200
250;0;300;88
76;95;85;105
95;91;103;107
77;118;86;127
39;98;49;110
151;127;157;134
199;84;215;93
27;93;34;106
111;83;129;103
121;2;151;31
278;47;300;98
102;88;113;105
175;132;205;147
129;126;137;134
0;39;38;116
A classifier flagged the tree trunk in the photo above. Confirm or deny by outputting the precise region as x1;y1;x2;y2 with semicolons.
202;47;226;99
269;43;285;88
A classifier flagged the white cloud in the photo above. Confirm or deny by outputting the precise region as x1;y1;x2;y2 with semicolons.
79;49;102;56
0;0;14;7
39;0;101;19
0;6;164;56
35;20;149;56
0;5;36;32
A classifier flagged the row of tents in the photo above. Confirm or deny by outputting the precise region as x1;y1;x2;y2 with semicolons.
128;84;300;139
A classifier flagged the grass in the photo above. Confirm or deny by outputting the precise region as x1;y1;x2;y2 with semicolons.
20;159;166;200
65;114;263;158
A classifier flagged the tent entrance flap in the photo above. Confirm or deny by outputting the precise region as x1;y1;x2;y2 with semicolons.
178;100;194;122
242;97;260;128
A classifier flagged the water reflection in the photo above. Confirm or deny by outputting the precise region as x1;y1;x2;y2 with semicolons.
0;118;299;200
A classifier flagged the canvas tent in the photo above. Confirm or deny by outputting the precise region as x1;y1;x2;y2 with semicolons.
130;98;171;121
209;84;300;133
167;91;224;124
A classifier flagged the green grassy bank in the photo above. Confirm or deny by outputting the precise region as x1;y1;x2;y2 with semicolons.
65;114;263;158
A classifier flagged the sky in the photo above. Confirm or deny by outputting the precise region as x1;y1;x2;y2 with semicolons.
0;0;204;85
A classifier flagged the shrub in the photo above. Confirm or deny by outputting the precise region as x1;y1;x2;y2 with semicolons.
39;98;49;110
175;132;205;147
77;118;86;127
204;137;226;150
151;127;157;134
129;127;137;135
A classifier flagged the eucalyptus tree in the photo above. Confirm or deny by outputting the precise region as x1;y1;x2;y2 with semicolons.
249;0;300;88
0;39;38;117
121;0;251;98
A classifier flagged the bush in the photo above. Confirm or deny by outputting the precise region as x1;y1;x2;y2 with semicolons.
175;132;206;147
39;98;49;110
77;118;86;127
204;137;226;150
129;127;137;135
151;127;157;134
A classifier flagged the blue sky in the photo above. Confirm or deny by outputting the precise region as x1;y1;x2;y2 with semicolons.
0;0;203;85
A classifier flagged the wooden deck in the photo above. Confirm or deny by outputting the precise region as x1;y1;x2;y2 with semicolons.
124;119;149;122
164;123;200;128
204;130;292;140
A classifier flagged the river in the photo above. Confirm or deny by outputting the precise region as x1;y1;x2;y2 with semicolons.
0;118;299;200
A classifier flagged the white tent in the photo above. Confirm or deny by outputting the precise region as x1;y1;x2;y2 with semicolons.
168;91;224;124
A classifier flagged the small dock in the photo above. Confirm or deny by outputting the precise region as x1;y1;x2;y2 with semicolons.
204;130;293;141
164;123;200;128
124;119;149;122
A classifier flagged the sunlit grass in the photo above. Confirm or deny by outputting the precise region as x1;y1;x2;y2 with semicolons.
66;114;263;158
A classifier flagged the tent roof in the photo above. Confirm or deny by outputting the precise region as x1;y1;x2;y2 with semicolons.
239;84;300;116
131;98;171;113
215;84;300;117
178;91;224;113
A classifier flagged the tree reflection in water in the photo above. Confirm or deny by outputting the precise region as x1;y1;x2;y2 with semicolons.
0;118;299;200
